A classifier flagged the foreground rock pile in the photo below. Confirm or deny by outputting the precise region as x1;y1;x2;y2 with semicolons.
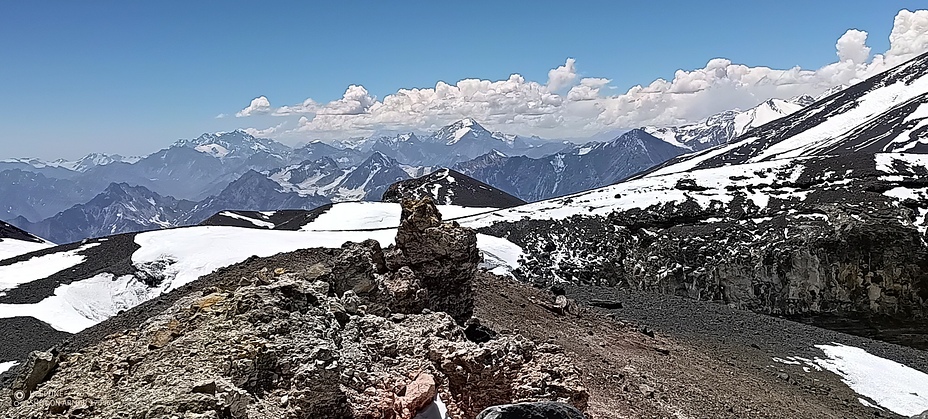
3;198;587;418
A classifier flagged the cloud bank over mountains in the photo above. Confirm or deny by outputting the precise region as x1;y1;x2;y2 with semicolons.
236;9;928;140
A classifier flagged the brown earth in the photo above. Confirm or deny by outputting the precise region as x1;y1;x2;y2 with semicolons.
473;274;900;419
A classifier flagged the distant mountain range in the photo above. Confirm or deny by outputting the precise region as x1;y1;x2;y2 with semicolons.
452;96;815;202
454;129;684;202
8;151;422;244
337;117;571;166
2;97;819;244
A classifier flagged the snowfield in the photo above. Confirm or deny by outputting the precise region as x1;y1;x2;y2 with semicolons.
0;238;54;263
813;343;928;416
774;344;928;416
217;211;276;229
453;157;810;229
0;214;525;335
0;273;156;333
0;360;18;376
132;226;400;291
0;243;100;292
302;202;498;231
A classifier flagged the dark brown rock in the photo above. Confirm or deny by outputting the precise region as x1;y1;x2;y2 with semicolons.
390;197;480;324
11;351;57;399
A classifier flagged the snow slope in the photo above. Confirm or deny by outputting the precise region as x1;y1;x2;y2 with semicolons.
0;239;53;262
0;208;524;336
0;221;55;261
814;344;928;416
643;98;807;151
301;202;498;231
0;361;17;376
382;168;526;208
0;243;99;292
647;51;928;176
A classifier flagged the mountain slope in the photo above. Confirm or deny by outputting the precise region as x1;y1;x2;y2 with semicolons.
4;154;425;244
290;140;368;167
172;129;292;160
266;152;417;202
455;129;687;201
0;201;520;379
643;56;928;175
332;152;411;201
0;169;99;222
382;168;527;208
450;50;928;326
365;119;570;166
12;183;196;244
0;221;53;261
642;97;810;151
183;170;331;224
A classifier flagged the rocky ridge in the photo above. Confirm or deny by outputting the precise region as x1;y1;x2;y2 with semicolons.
2;198;587;418
382;169;526;208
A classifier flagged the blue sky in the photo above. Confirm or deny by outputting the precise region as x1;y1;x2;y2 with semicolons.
2;1;927;159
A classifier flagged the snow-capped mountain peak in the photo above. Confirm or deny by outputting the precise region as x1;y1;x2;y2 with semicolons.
173;129;292;160
731;98;805;137
382;168;526;208
642;95;810;152
648;49;928;174
430;118;492;145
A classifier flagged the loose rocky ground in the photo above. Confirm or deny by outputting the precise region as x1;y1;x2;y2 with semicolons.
475;276;927;418
3;198;926;418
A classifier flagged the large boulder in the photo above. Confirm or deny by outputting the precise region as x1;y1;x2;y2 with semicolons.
9;351;57;400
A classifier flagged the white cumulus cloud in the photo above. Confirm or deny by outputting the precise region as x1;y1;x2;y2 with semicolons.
236;9;928;140
317;85;377;115
273;98;318;116
836;29;871;63
568;78;611;101
242;121;286;138
235;96;272;117
886;9;928;58
547;58;577;91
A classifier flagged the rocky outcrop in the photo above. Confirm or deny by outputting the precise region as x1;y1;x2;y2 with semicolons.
388;197;481;324
3;198;587;418
481;189;928;321
9;351;57;400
